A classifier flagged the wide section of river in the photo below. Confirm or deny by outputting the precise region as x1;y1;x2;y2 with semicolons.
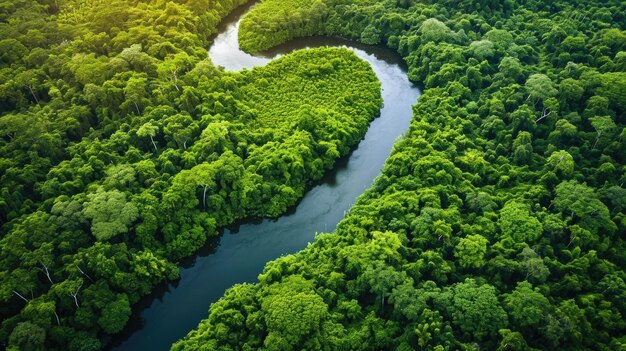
110;2;420;350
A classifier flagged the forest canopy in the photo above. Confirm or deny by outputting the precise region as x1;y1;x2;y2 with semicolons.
175;0;626;350
0;0;381;349
1;0;626;349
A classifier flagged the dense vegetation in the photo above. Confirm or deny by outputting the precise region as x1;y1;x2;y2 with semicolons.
176;0;626;350
0;0;382;349
239;0;329;53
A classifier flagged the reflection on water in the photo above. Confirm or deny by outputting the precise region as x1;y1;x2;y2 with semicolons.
109;2;420;351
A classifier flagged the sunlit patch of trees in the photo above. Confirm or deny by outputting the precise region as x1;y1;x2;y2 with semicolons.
0;0;381;348
176;0;626;350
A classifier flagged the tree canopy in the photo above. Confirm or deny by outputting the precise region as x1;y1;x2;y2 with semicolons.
176;0;626;350
0;0;381;349
2;0;626;349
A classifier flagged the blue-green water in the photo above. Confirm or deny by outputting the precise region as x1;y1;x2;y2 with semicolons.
109;3;420;350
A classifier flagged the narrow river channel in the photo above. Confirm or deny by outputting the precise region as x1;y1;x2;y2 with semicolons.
109;2;420;350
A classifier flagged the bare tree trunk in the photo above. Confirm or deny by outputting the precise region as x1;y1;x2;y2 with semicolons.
69;283;83;308
567;235;577;248
53;311;61;326
76;266;94;283
28;85;39;104
37;262;54;285
133;101;141;115
149;135;158;152
13;290;29;303
203;184;208;210
592;131;602;150
536;108;552;123
172;71;180;92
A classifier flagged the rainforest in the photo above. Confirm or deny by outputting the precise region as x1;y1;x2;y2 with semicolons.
1;0;625;350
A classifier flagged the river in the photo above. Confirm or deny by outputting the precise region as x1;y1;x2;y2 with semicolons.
109;2;420;350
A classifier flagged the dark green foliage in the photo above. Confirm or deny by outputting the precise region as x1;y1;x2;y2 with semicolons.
0;0;382;349
3;0;626;349
176;0;626;350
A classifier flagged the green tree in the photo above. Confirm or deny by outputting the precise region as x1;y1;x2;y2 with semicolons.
361;261;408;308
518;247;550;283
418;18;455;43
589;115;617;150
82;188;139;241
559;78;584;104
512;131;533;164
546;150;575;178
98;294;131;334
525;74;557;102
137;121;159;152
0;39;28;64
504;281;550;328
455;234;489;269
497;329;531;351
596;72;626;111
361;24;382;45
470;40;495;60
498;56;523;82
261;276;329;348
8;322;46;351
553;180;616;234
122;74;149;115
439;279;508;340
498;201;543;243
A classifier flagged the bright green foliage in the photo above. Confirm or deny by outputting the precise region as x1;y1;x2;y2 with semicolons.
361;261;408;308
177;0;626;350
596;72;626;111
0;0;381;349
470;40;495;60
504;281;550;329
589;115;617;149
497;329;532;351
440;279;508;340
553;181;616;234
82;188;139;241
455;234;488;268
261;276;329;349
525;74;558;101
418;18;456;43
3;0;626;349
361;24;382;45
519;247;550;283
498;201;543;243
546;150;575;178
239;0;329;52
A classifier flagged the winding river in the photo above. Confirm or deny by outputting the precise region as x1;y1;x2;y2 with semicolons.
109;2;420;350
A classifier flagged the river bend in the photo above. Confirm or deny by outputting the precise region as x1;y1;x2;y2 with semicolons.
110;3;420;350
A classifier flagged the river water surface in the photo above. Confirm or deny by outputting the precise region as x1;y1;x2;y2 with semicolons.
110;3;420;350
